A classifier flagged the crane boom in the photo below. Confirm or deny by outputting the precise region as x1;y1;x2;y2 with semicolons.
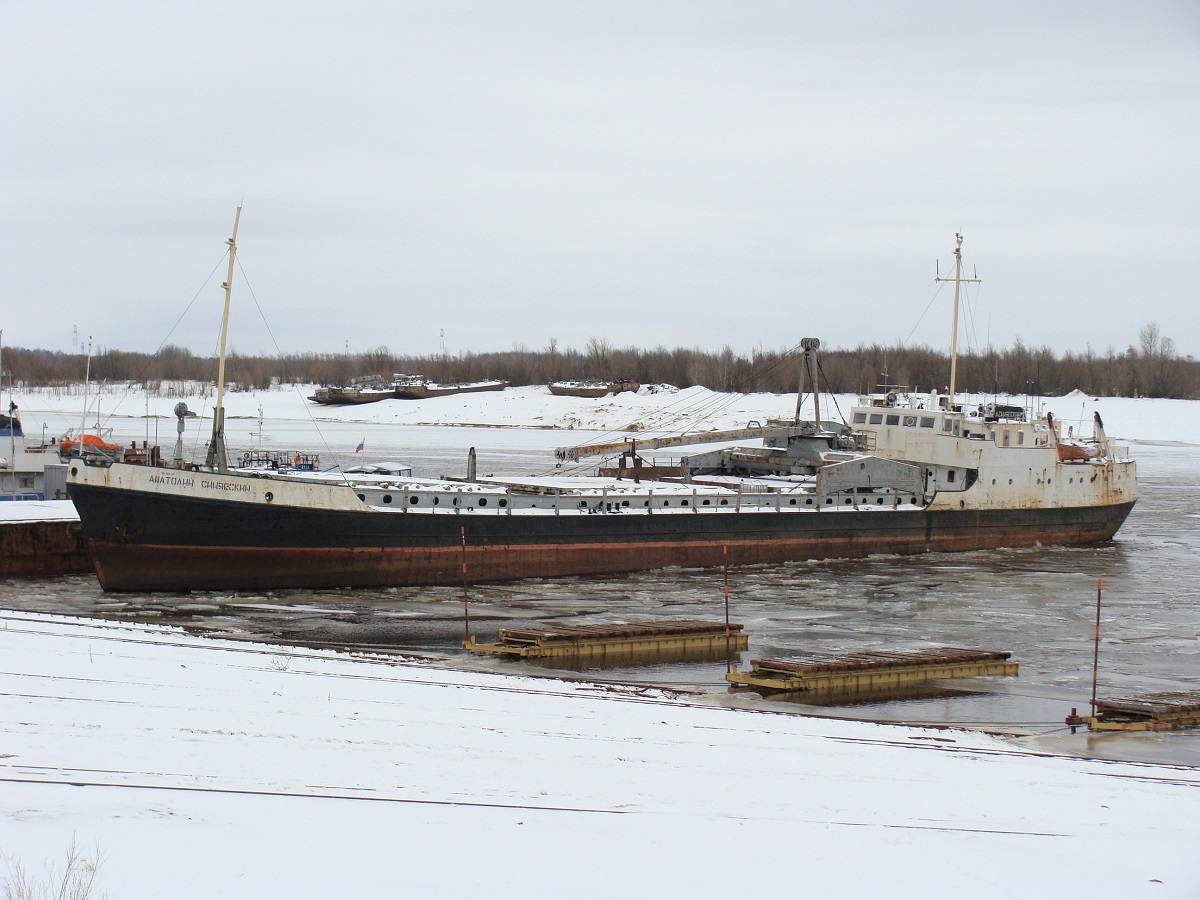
555;424;806;462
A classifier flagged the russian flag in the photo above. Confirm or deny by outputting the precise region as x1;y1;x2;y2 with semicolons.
355;440;365;453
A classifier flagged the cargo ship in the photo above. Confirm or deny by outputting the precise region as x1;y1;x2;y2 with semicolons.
66;225;1137;591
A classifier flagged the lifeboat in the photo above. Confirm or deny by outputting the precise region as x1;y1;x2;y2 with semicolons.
1056;442;1102;462
60;433;121;457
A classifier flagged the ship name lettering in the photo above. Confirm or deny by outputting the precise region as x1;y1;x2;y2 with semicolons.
201;479;253;493
148;474;195;488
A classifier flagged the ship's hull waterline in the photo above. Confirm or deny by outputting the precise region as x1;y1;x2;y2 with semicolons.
69;469;1136;592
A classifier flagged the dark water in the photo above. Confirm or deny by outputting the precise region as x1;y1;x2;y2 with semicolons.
3;434;1197;764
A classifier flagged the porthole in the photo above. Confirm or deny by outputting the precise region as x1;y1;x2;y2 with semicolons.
702;499;711;506
806;499;814;505
409;496;419;505
845;498;852;504
357;494;366;501
826;499;833;505
720;499;729;506
498;499;508;507
433;496;440;505
663;500;669;506
1008;478;1013;485
682;500;689;507
383;495;392;504
789;499;797;505
580;501;588;508
876;498;883;505
1047;478;1052;485
621;500;630;507
643;500;649;507
453;497;460;506
479;498;488;506
264;491;274;502
70;466;78;476
909;497;916;504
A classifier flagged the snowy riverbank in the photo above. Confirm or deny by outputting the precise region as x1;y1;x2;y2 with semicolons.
3;609;1199;898
10;383;1200;446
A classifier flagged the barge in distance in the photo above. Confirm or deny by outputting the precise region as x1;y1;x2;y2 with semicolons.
66;225;1137;592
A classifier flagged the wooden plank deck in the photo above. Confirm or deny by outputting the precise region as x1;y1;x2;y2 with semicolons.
727;647;1018;697
464;619;748;665
1067;691;1200;732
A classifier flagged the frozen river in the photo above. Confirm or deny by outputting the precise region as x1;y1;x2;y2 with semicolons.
3;411;1198;764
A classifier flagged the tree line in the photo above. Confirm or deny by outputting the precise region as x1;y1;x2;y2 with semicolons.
3;324;1195;399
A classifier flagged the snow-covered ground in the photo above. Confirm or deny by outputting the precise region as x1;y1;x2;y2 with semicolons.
11;381;1200;445
3;610;1199;898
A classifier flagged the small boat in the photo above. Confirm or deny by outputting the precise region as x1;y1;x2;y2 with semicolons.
548;380;640;398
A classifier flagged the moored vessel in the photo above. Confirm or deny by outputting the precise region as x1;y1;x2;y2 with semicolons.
392;375;508;400
549;380;640;398
67;227;1138;592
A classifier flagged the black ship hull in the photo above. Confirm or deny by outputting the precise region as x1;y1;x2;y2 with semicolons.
69;479;1136;592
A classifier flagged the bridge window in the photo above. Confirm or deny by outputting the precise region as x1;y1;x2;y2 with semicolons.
853;413;867;424
869;414;883;425
920;417;935;428
886;415;900;425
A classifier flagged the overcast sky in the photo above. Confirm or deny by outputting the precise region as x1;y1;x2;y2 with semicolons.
3;1;1198;362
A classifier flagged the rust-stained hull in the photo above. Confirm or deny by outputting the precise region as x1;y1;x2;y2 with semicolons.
74;478;1136;591
0;520;93;578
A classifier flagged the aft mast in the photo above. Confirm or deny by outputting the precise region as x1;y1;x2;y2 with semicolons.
934;233;981;413
206;206;241;473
